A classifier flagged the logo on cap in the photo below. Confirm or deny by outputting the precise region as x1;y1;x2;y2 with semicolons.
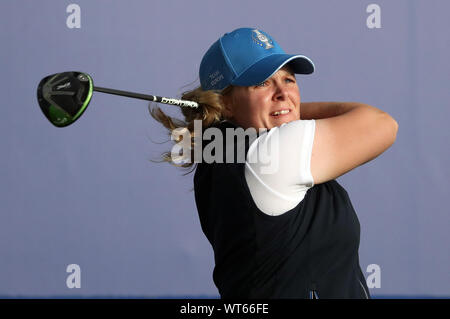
252;29;274;49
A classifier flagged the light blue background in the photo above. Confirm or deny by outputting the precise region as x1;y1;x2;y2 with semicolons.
0;0;449;298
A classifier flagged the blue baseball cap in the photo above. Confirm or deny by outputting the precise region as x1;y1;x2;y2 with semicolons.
199;27;315;91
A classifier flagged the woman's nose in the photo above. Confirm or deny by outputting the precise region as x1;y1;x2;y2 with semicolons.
273;83;288;101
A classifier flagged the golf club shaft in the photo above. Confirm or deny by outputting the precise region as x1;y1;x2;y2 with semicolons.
93;86;198;108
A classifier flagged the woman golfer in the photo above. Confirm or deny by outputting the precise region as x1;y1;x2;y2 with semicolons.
151;27;398;298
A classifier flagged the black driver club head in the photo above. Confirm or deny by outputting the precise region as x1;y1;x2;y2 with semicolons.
37;71;93;127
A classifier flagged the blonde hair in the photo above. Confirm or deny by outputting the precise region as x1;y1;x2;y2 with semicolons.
148;85;232;172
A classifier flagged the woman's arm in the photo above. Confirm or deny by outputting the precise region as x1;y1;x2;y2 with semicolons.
306;101;398;184
300;102;386;120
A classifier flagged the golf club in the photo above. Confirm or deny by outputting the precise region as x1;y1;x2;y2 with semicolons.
37;71;199;127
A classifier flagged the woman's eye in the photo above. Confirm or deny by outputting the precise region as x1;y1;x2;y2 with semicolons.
256;81;268;87
286;77;295;83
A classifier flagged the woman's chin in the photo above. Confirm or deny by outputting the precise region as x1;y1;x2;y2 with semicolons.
270;114;298;127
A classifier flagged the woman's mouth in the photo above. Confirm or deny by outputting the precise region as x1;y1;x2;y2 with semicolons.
270;109;291;117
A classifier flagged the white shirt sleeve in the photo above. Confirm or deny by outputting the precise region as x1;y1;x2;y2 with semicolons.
244;119;316;216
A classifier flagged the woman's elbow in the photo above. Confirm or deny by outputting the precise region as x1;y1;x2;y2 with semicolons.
385;114;399;145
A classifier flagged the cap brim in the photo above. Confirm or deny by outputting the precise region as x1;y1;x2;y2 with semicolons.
231;54;315;87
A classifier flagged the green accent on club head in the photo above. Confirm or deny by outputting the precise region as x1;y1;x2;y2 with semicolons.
67;73;93;126
48;104;71;126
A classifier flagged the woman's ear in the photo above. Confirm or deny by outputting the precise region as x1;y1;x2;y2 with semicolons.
221;92;234;120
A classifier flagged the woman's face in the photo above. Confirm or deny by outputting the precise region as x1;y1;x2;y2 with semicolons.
223;66;301;130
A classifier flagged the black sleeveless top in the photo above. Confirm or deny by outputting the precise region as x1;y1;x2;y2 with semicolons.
193;121;370;299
